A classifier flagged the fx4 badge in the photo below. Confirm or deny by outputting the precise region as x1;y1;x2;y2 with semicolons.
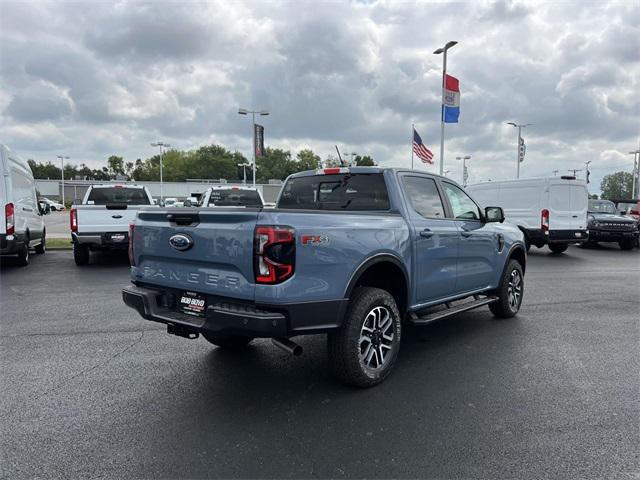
301;234;329;246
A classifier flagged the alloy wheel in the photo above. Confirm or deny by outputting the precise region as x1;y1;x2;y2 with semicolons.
359;306;395;370
507;269;522;310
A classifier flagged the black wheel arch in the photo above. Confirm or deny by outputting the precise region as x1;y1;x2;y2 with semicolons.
344;254;410;315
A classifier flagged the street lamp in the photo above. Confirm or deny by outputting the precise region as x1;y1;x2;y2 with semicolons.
506;122;532;178
238;162;251;184
238;108;269;185
629;150;640;199
456;155;471;187
444;169;451;177
433;40;458;176
150;142;171;201
56;155;70;207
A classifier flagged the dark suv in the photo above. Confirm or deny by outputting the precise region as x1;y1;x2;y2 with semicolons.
584;200;638;250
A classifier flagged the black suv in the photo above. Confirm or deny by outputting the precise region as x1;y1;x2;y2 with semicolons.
584;200;638;250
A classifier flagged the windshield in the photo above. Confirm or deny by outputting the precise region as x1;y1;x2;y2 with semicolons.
278;173;390;211
86;187;150;205
588;200;616;214
207;189;263;207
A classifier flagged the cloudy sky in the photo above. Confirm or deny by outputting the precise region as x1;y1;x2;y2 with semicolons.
1;0;638;192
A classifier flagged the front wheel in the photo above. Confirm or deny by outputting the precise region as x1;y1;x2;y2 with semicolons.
549;243;568;254
619;238;635;251
327;287;401;388
202;333;253;350
73;244;90;266
489;259;524;319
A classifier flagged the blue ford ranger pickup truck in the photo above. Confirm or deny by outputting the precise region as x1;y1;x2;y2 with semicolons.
123;167;526;387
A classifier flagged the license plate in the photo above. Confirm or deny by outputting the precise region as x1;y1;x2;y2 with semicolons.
179;291;207;317
109;233;126;242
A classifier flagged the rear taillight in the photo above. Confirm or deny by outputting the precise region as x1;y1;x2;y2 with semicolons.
5;203;15;235
70;208;78;232
128;223;135;266
254;225;295;284
541;209;549;232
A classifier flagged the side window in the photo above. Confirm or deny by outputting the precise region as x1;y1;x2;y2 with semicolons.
401;176;445;219
442;182;481;221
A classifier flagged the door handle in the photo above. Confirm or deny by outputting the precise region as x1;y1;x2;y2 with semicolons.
572;215;578;218
22;207;33;212
112;215;123;219
419;228;434;239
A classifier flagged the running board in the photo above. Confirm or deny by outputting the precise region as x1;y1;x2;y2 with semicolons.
408;295;498;325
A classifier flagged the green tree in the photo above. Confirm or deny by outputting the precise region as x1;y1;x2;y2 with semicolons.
257;148;296;181
324;154;341;168
107;155;125;177
354;155;376;166
600;171;633;199
295;149;321;172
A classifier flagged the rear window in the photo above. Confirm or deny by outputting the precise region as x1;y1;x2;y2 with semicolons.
278;173;390;211
87;187;150;205
207;189;263;207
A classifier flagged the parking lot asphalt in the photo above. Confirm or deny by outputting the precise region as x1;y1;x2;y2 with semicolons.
43;210;71;238
1;245;638;479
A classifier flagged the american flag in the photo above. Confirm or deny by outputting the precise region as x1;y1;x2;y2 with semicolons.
413;128;434;164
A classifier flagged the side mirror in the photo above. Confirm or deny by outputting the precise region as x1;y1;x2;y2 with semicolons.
485;206;505;223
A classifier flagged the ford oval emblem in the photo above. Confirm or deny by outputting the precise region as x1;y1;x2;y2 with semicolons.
169;233;193;251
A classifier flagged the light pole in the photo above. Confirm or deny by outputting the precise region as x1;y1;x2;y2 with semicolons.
346;152;357;165
568;168;582;176
455;155;471;187
238;163;251;184
629;150;640;199
150;142;170;201
238;108;269;185
443;169;451;177
434;40;457;176
506;122;532;178
552;170;559;176
56;155;70;207
583;161;592;184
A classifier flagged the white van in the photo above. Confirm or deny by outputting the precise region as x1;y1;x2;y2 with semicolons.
467;176;588;253
1;144;46;265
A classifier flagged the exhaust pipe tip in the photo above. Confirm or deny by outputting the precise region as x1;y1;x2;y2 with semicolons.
272;337;303;356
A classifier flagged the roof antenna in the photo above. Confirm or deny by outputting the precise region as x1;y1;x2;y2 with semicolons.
335;145;345;167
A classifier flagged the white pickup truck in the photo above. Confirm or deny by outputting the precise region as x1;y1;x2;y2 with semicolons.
70;184;155;265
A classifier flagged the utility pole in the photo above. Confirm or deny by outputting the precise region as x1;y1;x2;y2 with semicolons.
629;149;640;199
238;108;269;185
583;161;592;184
151;142;170;201
455;155;471;187
433;40;458;176
507;123;532;178
56;155;70;207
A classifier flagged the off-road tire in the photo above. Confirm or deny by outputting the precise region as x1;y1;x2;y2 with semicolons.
489;259;524;319
35;232;46;254
549;243;568;254
16;240;29;266
202;334;253;349
327;287;401;388
619;239;635;251
73;243;90;266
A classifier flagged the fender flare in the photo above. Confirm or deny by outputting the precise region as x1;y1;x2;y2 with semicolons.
343;253;410;300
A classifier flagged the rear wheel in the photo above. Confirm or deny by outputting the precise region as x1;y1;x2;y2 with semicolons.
35;232;46;254
489;259;524;319
16;241;30;266
619;238;635;250
73;243;90;266
202;334;253;350
328;287;401;388
549;243;568;254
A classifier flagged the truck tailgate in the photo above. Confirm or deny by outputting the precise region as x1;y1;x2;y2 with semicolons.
131;208;259;301
76;205;142;233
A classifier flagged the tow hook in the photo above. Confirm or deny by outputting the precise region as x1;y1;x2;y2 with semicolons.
167;323;199;339
272;337;303;356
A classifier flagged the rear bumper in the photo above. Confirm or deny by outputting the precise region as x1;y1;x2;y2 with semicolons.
0;233;26;255
588;229;638;242
548;229;588;244
72;231;129;249
122;284;348;338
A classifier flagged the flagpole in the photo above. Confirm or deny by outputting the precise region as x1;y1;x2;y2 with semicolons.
439;50;447;176
411;123;414;169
